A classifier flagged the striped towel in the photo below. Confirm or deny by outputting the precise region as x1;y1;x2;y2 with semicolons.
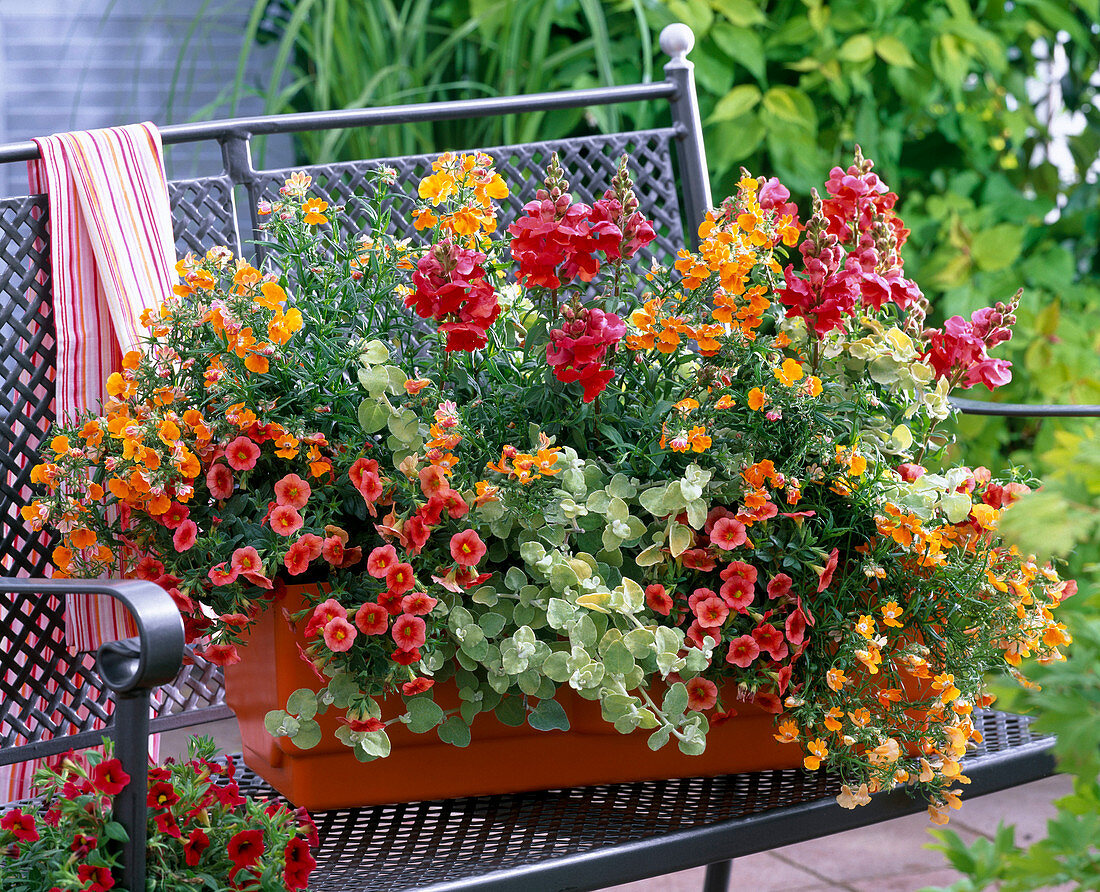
29;122;176;647
1;123;176;802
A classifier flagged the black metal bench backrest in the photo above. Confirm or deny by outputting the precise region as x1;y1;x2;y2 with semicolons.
0;36;711;768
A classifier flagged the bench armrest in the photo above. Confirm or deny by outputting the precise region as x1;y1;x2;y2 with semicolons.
1;576;184;890
0;577;185;693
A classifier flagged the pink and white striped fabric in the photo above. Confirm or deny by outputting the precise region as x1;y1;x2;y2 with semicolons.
28;122;176;648
1;123;176;801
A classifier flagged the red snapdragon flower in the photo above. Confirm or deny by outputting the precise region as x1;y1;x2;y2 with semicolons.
406;241;500;352
923;301;1016;391
545;306;626;403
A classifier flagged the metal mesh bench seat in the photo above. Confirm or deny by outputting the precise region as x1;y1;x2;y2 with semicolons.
230;709;1053;892
0;23;1083;891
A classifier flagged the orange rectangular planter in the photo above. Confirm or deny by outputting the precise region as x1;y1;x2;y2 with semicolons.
224;587;803;811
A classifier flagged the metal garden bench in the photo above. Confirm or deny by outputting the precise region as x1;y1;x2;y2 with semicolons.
0;22;1079;892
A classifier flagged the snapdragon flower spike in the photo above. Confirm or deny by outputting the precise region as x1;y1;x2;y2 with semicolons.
507;153;628;289
406;240;500;351
588;155;657;261
922;292;1019;390
778;190;857;336
545;305;626;402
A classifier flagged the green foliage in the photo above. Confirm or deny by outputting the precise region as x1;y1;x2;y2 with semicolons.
0;737;316;891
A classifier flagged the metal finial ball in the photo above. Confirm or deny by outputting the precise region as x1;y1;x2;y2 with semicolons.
659;23;695;60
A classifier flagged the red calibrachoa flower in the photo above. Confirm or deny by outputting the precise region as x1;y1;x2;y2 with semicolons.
0;809;38;842
686;677;718;711
449;529;486;567
225;436;261;471
269;505;304;536
645;583;673;616
274;473;311;508
323;616;357;652
366;544;399;578
77;864;114;891
752;623;787;660
161;502;190;530
230;546;273;589
206;463;234;499
90;758;130;795
148;780;180;809
710;516;747;550
173;519;198;552
227;828;266;878
355;602;389;635
392;614;427;651
725;634;760;668
305;599;347;639
401;677;435;696
766;573;792;600
184;827;210;866
401;592;437;616
283;835;317;889
386;562;416;595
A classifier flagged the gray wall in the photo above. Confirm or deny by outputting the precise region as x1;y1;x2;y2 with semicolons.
0;0;292;196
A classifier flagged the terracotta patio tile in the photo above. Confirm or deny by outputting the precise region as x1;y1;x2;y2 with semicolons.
949;774;1072;844
765;809;982;884
849;866;964;891
601;858;844;892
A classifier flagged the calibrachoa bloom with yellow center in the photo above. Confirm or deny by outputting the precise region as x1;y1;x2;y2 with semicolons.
0;737;317;890
25;150;1072;822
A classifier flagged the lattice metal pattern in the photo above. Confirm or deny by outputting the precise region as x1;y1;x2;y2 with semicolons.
248;129;684;267
0;586;226;768
0;195;55;579
229;710;1047;892
168;176;240;258
0;587;111;758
